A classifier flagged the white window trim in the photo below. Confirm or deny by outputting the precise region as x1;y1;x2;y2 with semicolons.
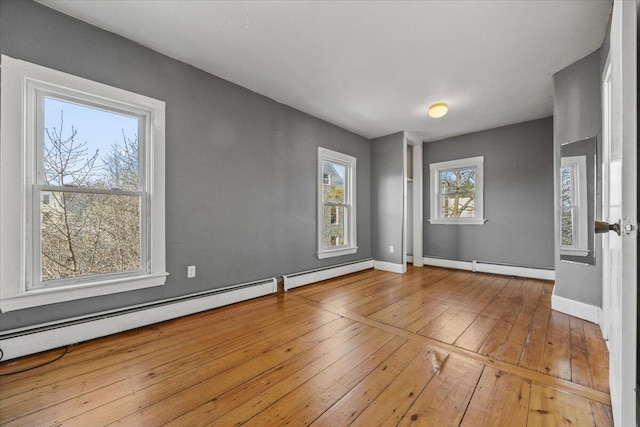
0;55;167;312
428;156;486;225
317;147;357;259
560;155;589;257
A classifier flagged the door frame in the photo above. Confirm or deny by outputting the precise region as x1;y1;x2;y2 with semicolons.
403;133;423;268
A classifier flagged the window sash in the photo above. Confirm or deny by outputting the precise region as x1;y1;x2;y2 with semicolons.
439;193;476;218
321;161;348;205
32;185;150;289
429;156;485;225
322;201;350;247
317;147;357;258
31;87;153;290
35;90;148;191
438;167;477;193
322;205;349;249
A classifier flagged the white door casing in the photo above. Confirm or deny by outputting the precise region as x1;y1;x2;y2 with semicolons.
404;133;423;267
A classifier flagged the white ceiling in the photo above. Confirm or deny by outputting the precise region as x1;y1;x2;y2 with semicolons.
38;0;612;142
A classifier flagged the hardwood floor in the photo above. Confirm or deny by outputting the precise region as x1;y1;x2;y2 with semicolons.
0;266;612;426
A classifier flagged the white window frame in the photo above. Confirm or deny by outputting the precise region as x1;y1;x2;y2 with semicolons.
560;155;589;257
317;147;357;259
0;55;167;312
428;156;486;225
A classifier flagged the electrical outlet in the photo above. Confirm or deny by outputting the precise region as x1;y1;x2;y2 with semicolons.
187;265;196;278
389;245;394;253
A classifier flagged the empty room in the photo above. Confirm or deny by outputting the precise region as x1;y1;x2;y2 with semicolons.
0;0;637;426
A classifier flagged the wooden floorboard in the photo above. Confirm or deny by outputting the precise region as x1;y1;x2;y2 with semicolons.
460;367;531;427
0;266;612;426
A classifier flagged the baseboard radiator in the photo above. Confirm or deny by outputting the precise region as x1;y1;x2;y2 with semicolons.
422;257;555;281
283;258;374;291
0;277;277;361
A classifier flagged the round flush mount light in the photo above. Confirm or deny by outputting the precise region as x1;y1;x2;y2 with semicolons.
428;102;448;118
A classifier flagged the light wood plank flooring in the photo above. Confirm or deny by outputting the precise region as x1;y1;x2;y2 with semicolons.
0;266;612;426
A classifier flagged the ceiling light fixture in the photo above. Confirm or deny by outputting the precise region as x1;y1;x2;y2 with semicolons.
428;102;448;118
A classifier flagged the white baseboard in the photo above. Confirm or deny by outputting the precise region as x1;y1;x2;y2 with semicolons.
422;257;555;281
0;279;277;361
423;257;471;271
283;259;374;291
551;291;602;324
475;262;555;281
373;260;407;274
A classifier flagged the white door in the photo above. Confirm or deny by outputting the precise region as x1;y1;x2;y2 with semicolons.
601;1;637;425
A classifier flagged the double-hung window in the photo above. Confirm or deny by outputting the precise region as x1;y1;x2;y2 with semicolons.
0;55;166;311
560;156;588;256
317;147;357;259
429;156;486;225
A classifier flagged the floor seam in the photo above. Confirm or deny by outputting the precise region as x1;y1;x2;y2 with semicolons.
287;292;611;406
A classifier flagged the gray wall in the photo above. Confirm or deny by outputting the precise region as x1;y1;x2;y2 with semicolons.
0;0;371;330
423;118;555;269
370;132;405;264
553;49;603;306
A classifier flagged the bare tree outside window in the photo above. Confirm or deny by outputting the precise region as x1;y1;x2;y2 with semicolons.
41;108;142;282
439;168;476;218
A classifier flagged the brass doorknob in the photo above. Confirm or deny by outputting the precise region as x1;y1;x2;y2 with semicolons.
595;221;621;236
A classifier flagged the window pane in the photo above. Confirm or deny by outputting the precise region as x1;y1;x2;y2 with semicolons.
330;206;338;224
441;193;475;218
43;97;140;191
322;205;347;247
560;166;574;208
560;165;575;246
41;190;142;282
322;161;346;203
561;206;574;246
440;168;476;194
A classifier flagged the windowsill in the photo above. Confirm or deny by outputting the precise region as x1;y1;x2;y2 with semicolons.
0;273;168;312
428;218;487;225
560;248;590;257
317;247;358;259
